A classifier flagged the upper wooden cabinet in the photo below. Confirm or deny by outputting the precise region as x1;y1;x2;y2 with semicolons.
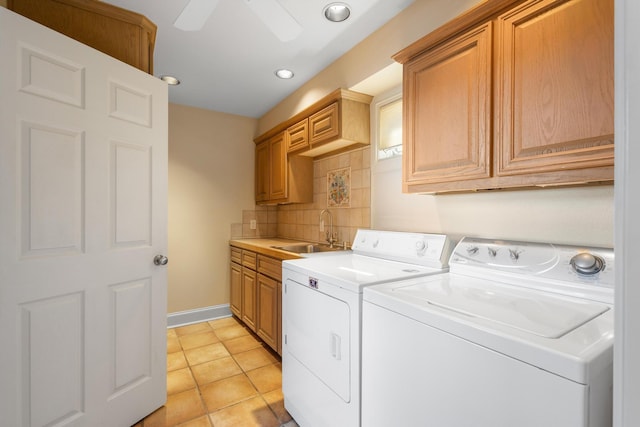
259;89;373;159
7;0;156;74
255;88;371;204
395;0;614;193
255;132;313;205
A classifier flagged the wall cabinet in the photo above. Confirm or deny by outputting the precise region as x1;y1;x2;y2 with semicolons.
255;89;372;203
229;246;283;354
286;119;309;153
255;132;313;205
8;0;156;74
396;0;614;193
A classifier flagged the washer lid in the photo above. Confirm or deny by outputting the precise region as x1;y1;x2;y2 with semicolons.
393;276;610;338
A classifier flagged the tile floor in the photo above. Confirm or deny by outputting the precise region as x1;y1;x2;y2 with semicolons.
133;316;300;427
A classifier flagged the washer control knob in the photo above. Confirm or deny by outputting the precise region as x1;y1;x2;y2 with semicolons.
466;246;479;255
415;240;427;256
570;252;604;275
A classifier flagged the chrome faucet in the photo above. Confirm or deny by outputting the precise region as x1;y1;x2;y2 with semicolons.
319;209;338;247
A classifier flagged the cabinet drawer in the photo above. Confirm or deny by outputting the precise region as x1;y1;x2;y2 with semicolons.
286;119;309;152
230;247;242;264
257;254;282;281
309;102;339;146
242;250;257;270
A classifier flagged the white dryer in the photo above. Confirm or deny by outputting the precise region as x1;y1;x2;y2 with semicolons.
281;229;453;427
362;237;615;427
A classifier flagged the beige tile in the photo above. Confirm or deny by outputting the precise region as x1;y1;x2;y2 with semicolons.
223;334;263;354
262;388;292;424
174;323;213;336
246;363;282;394
165;388;206;426
184;342;230;366
167;328;177;339
140;405;166;427
167;351;188;372
208;316;240;330
167;335;182;354
233;347;278;372
179;331;220;350
200;374;258;412
176;415;212;427
213;324;250;341
191;356;243;386
208;396;280;427
167;367;196;395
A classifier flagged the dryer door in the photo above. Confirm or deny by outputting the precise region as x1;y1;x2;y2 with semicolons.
283;278;351;402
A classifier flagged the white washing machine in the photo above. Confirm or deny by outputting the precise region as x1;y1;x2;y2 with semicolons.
281;229;453;427
362;237;615;427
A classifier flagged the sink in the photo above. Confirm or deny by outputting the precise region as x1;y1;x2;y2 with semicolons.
272;243;346;254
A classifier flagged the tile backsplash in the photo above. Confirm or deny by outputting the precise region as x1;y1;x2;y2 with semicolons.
231;147;371;246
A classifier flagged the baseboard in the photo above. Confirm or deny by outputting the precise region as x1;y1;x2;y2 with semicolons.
167;304;232;328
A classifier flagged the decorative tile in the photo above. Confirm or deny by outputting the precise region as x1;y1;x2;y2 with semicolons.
327;167;351;208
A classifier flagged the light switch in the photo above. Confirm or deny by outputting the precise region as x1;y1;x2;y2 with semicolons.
250;219;257;230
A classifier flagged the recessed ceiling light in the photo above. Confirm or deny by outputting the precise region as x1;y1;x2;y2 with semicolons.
160;75;180;85
275;69;294;79
323;2;351;22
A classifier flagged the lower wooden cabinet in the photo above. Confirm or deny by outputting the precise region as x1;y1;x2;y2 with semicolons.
230;262;242;318
256;273;278;350
229;245;283;354
241;267;257;332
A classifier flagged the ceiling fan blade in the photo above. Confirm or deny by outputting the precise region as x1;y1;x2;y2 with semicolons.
174;0;220;31
243;0;302;42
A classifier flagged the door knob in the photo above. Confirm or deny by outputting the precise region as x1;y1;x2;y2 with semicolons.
154;255;168;266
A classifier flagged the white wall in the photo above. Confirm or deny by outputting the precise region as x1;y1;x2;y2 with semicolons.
168;103;257;313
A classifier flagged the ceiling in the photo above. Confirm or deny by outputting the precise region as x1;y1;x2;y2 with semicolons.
102;0;414;118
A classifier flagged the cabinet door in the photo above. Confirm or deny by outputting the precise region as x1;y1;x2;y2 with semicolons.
286;118;309;153
241;267;257;332
255;140;269;202
257;274;278;352
495;0;614;176
403;22;492;187
277;281;282;355
269;132;287;200
309;102;340;146
230;262;242;318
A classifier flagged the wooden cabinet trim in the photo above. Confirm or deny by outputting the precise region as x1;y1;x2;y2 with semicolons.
393;0;527;64
286;119;309;153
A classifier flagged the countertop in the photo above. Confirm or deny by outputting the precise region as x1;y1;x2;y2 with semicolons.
229;238;310;260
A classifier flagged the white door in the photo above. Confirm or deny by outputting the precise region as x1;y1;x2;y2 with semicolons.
0;8;168;427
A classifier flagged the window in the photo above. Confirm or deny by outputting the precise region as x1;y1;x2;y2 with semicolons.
376;92;402;160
